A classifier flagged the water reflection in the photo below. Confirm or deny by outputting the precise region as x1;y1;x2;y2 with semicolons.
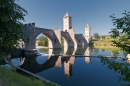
93;48;99;54
11;46;130;86
84;46;91;64
19;55;61;73
100;56;130;85
18;46;90;78
63;47;74;55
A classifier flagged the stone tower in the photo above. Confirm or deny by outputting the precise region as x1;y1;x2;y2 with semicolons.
85;24;91;43
63;13;72;32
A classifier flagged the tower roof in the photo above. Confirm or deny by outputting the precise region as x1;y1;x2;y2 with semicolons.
64;12;71;18
86;24;91;30
86;24;90;27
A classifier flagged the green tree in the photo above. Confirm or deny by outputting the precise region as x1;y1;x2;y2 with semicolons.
93;48;99;54
109;11;130;52
38;36;48;46
109;28;120;38
93;33;100;40
100;35;106;40
61;38;64;47
0;0;27;56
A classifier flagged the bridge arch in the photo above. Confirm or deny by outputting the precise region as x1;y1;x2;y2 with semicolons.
61;31;74;47
35;32;53;49
62;35;68;47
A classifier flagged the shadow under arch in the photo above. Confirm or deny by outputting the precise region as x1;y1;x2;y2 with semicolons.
75;46;87;55
35;32;53;48
18;55;61;74
62;35;68;47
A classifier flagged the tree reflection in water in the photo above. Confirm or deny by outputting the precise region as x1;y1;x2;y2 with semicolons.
93;48;99;54
100;56;130;86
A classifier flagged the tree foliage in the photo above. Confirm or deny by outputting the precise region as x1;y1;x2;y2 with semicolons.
0;0;27;56
100;57;130;85
61;38;64;47
109;11;130;52
109;28;120;38
93;33;100;39
100;36;106;40
38;36;48;46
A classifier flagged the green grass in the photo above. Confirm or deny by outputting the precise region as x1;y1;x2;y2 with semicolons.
0;55;58;86
0;67;44;86
93;39;115;46
92;39;121;50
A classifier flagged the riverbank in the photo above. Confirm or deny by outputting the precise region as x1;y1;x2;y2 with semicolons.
93;39;113;46
92;39;121;50
0;66;43;86
0;55;56;86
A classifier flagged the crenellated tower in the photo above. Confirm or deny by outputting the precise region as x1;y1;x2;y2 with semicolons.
85;24;91;43
63;13;72;32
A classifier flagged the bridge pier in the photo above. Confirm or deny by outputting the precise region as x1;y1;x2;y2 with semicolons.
51;28;61;49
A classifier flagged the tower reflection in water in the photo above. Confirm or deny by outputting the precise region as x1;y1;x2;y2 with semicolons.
84;46;91;64
19;46;91;78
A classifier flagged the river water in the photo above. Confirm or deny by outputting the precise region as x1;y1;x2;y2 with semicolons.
11;46;130;86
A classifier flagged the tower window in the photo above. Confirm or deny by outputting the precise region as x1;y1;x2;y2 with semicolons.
65;30;67;32
79;40;80;42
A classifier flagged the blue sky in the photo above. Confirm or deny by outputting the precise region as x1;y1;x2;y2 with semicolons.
16;0;130;36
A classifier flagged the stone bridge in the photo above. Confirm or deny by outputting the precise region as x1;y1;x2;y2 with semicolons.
21;13;91;51
21;23;91;50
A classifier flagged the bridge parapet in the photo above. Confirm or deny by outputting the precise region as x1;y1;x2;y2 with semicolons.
23;23;35;29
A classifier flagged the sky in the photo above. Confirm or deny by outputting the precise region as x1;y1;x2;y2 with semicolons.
16;0;130;36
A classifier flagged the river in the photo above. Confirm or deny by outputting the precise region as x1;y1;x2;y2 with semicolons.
11;46;130;86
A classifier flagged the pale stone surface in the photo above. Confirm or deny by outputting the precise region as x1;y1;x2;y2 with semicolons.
85;24;91;44
63;13;72;32
55;56;61;67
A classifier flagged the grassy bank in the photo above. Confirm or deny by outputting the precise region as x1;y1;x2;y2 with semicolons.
93;39;113;46
0;67;43;86
92;39;121;50
0;55;56;86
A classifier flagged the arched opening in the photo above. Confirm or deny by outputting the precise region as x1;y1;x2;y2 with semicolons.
36;32;53;53
18;39;25;48
75;37;78;43
61;35;69;55
61;35;68;47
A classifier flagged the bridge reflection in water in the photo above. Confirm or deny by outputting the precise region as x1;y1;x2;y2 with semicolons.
18;46;91;78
